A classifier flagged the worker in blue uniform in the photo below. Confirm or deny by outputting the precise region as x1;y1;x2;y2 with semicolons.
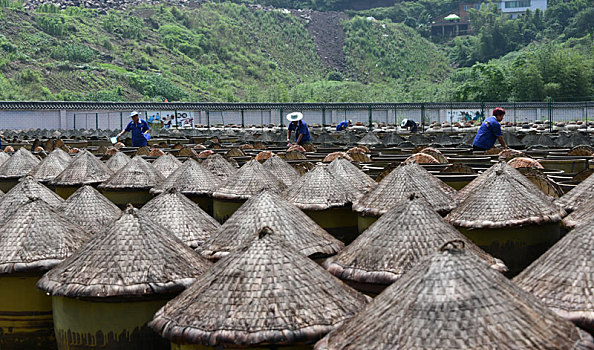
336;120;352;131
401;119;418;133
116;111;150;147
286;112;311;146
472;107;508;151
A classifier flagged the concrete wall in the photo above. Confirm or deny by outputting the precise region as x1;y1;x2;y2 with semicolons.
0;105;591;130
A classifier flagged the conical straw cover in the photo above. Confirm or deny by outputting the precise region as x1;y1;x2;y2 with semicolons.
262;154;300;187
150;227;368;347
446;165;564;229
562;198;594;229
327;158;377;194
140;188;220;248
201;153;237;182
201;191;343;260
315;241;593;350
99;156;164;189
37;207;212;298
0;151;10;167
0;147;40;178
353;162;456;216
151;158;221;195
0;176;63;225
27;149;71;182
0;198;90;274
381;133;404;146
151;152;181;178
456;161;543;202
213;159;287;200
325;197;506;285
283;165;362;210
105;151;130;172
514;216;594;331
357;132;382;146
557;171;594;212
61;185;121;235
51;150;114;185
51;147;72;164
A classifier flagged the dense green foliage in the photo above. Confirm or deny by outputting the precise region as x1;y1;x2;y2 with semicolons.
0;2;450;102
0;0;592;102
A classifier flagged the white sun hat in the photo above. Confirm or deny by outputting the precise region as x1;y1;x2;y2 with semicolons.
401;119;409;127
286;112;304;122
130;111;140;118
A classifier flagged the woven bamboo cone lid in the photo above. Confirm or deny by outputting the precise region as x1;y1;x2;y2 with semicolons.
60;185;121;235
200;191;344;261
201;153;237;182
151;158;222;196
105;151;130;172
353;162;456;216
0;151;10;167
315;241;594;350
325;196;506;286
99;156;164;190
213;159;287;201
557;169;594;212
37;206;212;298
50;150;114;186
27;148;72;182
456;161;548;202
151;152;182;178
283;164;362;211
0;147;40;179
562;198;594;229
140;188;220;248
357;132;382;146
0;175;64;225
327;157;377;194
150;227;368;347
446;165;564;229
514;215;594;331
262;154;300;187
0;198;90;274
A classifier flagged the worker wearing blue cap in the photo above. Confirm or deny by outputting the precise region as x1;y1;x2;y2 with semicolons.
116;111;150;147
336;120;352;131
286;112;311;146
472;107;508;151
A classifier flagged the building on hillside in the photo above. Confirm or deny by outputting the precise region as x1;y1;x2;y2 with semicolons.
431;0;547;37
498;0;547;18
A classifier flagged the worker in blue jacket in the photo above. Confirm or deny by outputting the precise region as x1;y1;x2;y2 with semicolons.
336;120;352;131
472;107;508;151
116;111;150;147
286;112;311;146
401;119;418;133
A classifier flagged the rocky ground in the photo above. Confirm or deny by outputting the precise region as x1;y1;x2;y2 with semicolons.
289;9;349;73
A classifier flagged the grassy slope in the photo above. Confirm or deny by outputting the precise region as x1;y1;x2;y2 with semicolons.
0;3;451;102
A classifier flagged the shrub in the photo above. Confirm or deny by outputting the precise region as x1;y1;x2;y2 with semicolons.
50;43;97;62
35;15;66;36
327;71;344;81
128;73;188;101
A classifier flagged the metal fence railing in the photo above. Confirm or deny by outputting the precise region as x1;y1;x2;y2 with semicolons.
0;101;592;131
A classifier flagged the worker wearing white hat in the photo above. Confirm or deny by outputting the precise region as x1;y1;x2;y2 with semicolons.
401;118;418;133
286;112;311;146
115;111;150;147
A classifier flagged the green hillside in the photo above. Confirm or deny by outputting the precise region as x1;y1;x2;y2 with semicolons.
0;2;451;102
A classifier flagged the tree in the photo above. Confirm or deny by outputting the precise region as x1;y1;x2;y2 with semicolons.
508;56;545;101
565;7;594;38
455;63;509;102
